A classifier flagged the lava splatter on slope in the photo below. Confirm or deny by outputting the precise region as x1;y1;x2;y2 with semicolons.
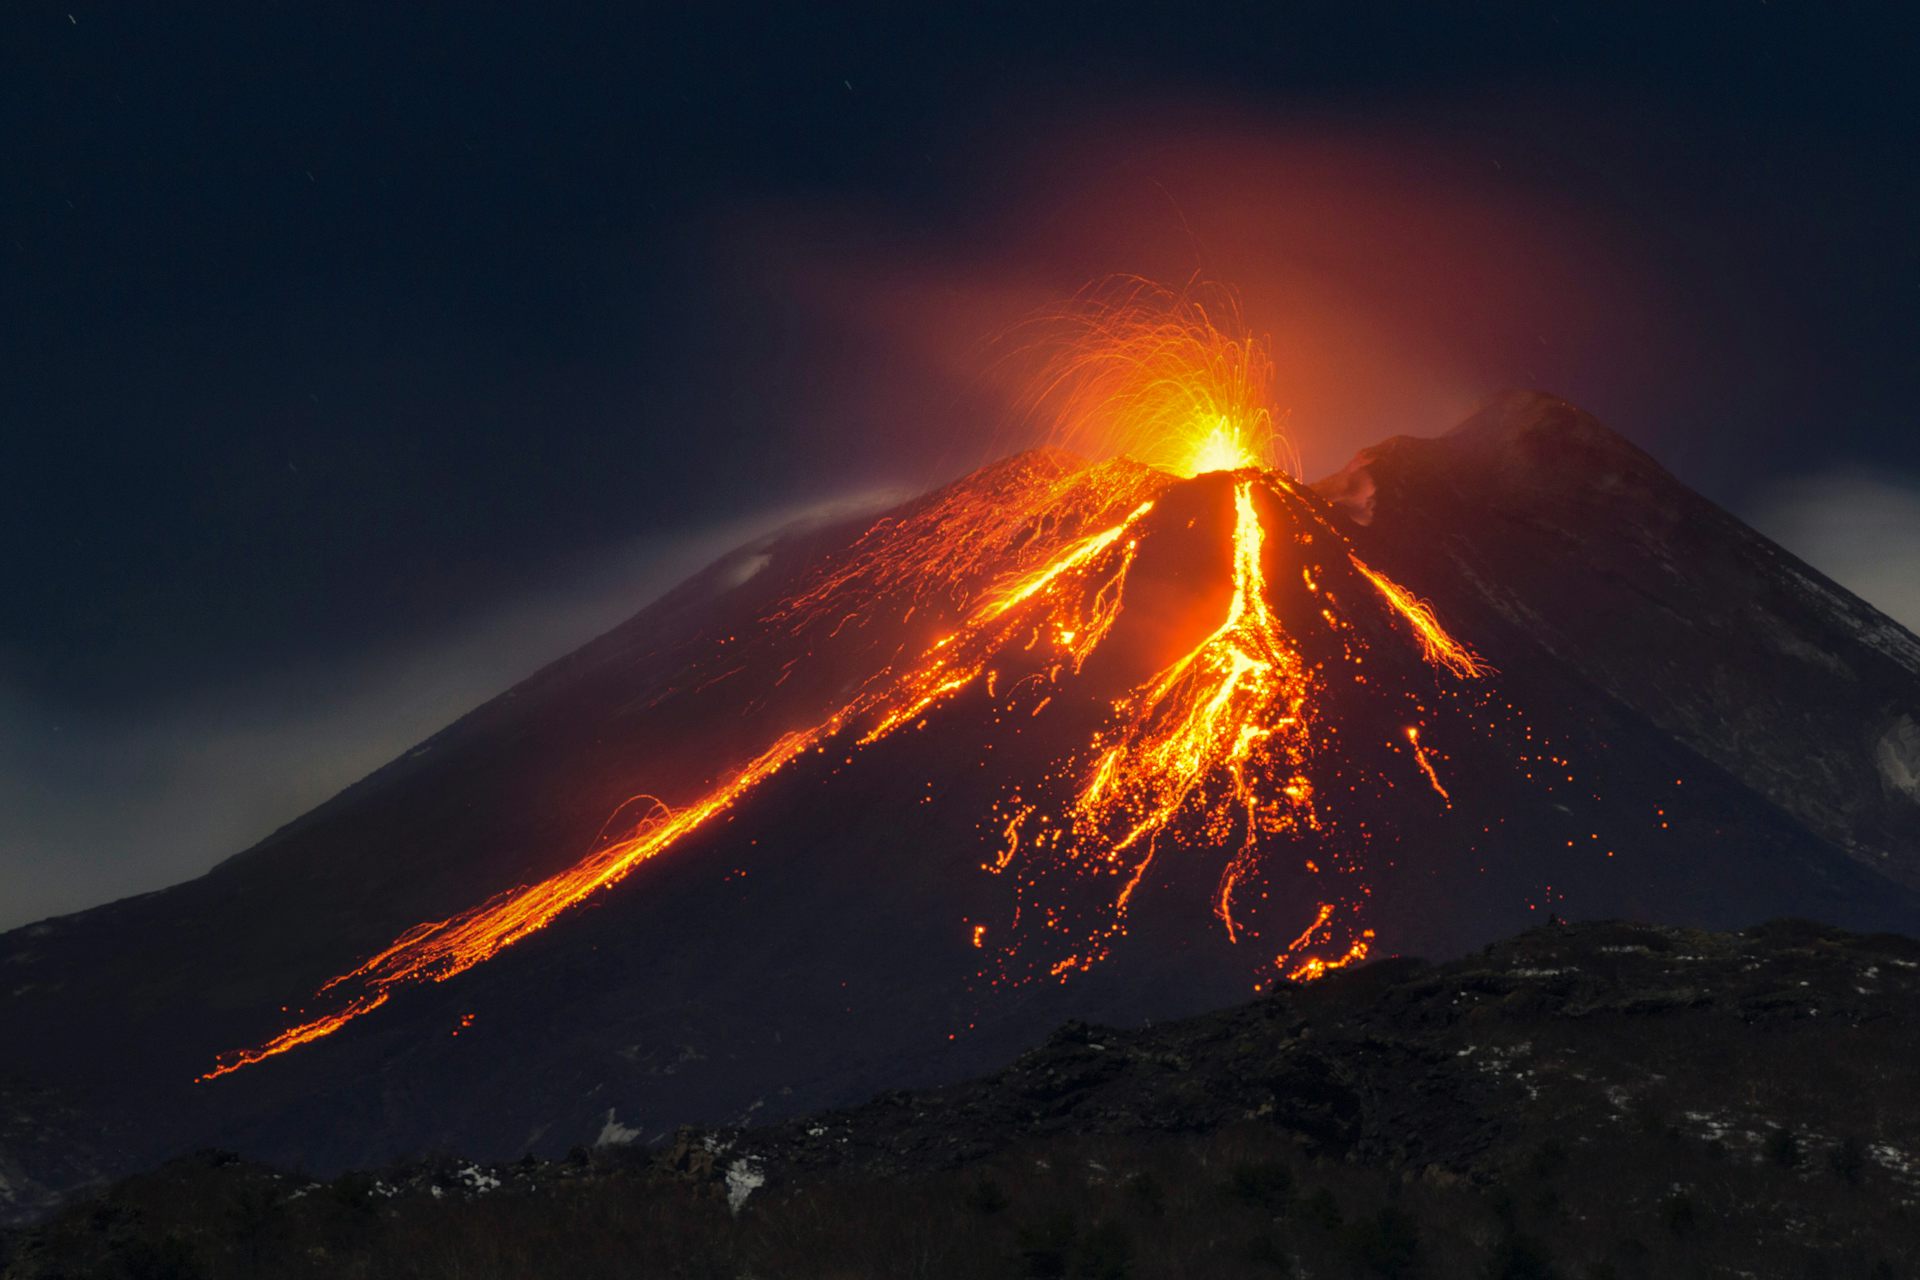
973;469;1499;988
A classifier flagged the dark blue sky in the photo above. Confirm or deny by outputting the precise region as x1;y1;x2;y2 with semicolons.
4;3;1919;924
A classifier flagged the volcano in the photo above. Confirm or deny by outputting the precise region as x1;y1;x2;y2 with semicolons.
4;390;1919;1222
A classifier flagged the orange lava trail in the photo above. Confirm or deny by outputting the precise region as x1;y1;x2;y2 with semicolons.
196;993;391;1082
1276;900;1374;980
1077;480;1316;905
766;455;1157;637
1405;725;1452;805
989;476;1332;979
200;490;1159;1081
1349;554;1489;678
985;475;1493;985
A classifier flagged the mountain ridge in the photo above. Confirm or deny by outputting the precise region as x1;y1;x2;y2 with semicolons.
7;918;1917;1279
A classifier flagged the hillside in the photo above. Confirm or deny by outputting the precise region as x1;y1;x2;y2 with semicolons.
6;919;1916;1279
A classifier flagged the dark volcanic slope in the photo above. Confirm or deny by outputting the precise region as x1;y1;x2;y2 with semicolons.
1318;390;1920;887
8;921;1918;1280
3;398;1918;1225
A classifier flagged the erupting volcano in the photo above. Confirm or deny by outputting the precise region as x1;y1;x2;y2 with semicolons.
200;283;1564;1082
8;306;1919;1204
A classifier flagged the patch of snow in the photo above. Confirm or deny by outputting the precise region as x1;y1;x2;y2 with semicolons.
725;1158;765;1214
457;1164;501;1193
596;1108;642;1148
1469;1042;1539;1098
724;554;772;590
1777;564;1920;676
1871;1143;1919;1180
1866;625;1920;674
1765;625;1852;676
1681;1113;1743;1143
1876;715;1920;803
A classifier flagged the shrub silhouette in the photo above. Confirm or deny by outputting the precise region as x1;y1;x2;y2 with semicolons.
1343;1205;1420;1278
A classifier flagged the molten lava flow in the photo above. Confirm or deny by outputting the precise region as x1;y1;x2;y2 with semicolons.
197;719;848;1081
1274;902;1373;979
203;283;1513;1082
855;498;1154;746
1349;554;1488;679
197;993;390;1082
1057;480;1318;945
1405;725;1451;805
979;474;1493;984
201;484;1162;1081
766;453;1159;638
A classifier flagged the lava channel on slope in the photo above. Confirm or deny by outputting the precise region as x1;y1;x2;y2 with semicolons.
201;283;1566;1081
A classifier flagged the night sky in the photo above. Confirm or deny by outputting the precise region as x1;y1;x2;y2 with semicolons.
5;4;1919;927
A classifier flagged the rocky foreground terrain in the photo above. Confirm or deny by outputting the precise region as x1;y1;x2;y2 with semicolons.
6;918;1917;1279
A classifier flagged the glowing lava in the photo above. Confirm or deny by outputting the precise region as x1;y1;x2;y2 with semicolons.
202;283;1505;1082
199;477;1163;1081
1051;478;1319;960
1350;554;1489;679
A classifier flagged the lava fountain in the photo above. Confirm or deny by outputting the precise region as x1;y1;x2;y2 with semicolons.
1012;276;1302;479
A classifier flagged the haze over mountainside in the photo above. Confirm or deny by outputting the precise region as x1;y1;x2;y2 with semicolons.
2;392;1917;1226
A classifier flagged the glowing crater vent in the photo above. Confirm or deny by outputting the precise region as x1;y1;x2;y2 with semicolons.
1013;277;1301;480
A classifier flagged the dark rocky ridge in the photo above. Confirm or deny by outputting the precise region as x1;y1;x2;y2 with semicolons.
6;920;1917;1278
723;918;1920;1187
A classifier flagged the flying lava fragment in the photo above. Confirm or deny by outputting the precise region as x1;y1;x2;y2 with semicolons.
200;280;1507;1082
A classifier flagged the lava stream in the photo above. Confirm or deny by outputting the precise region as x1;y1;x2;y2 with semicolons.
201;490;1161;1080
1058;479;1320;956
